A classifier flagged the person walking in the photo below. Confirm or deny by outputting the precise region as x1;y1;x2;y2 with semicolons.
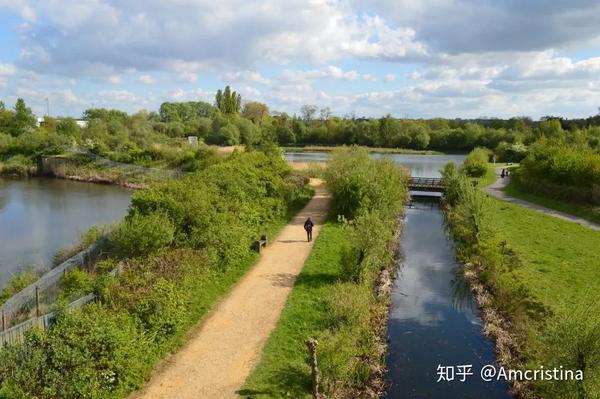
304;217;314;242
500;168;506;178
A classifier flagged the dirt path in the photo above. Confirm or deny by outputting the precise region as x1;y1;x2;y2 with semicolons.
486;169;600;231
132;179;331;399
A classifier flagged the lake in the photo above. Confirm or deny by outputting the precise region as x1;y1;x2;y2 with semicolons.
0;178;131;288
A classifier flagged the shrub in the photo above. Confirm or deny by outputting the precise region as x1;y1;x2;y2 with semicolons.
0;154;35;176
61;268;94;299
112;212;175;258
461;147;490;177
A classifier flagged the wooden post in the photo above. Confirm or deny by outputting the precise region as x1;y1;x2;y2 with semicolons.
1;309;5;332
35;286;41;317
305;338;320;399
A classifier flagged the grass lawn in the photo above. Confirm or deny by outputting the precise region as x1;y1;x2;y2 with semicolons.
503;175;600;225
241;221;346;398
490;197;600;316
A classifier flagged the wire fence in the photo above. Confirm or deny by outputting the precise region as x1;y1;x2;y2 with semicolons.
0;293;96;346
40;149;189;186
0;241;104;331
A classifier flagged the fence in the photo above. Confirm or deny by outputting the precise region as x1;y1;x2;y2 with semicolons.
40;150;189;186
0;293;96;346
0;241;104;330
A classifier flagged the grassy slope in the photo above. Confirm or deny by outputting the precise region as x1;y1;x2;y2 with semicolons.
503;175;600;225
490;197;600;316
241;221;345;398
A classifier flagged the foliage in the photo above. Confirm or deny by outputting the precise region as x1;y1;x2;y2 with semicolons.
0;150;313;398
461;147;491;177
0;268;38;306
325;146;408;219
214;85;241;114
112;212;175;258
517;138;600;204
245;147;408;397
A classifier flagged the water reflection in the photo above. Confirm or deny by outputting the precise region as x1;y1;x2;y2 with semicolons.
386;201;509;398
284;152;467;178
0;178;131;288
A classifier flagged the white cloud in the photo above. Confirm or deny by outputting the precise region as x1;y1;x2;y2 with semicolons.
222;70;270;85
138;74;155;85
13;0;429;77
384;73;396;83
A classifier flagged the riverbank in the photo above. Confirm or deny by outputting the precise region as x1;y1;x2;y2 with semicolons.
283;145;445;155
0;151;315;398
443;162;600;398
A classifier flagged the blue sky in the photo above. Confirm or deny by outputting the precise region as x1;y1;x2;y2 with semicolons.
0;0;600;119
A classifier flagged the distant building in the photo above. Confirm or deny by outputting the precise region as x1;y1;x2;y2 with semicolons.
37;117;88;128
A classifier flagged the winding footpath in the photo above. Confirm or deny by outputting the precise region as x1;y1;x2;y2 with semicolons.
486;169;600;231
132;179;330;399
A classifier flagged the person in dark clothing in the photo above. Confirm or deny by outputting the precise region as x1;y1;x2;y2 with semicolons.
304;217;314;242
500;168;506;178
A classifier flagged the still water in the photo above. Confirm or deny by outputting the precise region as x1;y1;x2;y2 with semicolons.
386;201;509;398
283;152;467;178
0;178;131;288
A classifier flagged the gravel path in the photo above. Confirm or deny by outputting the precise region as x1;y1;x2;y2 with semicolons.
486;169;600;231
132;179;331;399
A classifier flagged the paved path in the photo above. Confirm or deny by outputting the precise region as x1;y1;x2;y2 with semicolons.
132;179;330;399
486;169;600;231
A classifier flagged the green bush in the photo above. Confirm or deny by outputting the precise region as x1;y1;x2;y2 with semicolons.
461;147;490;177
0;154;35;176
61;268;94;299
112;212;175;258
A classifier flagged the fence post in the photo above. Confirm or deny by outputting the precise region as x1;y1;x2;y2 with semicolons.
305;338;320;399
1;309;5;331
36;286;41;317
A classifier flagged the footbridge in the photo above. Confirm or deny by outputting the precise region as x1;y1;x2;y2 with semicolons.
408;177;446;193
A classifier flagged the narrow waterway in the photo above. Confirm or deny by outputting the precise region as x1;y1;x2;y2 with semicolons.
386;199;509;398
0;178;131;288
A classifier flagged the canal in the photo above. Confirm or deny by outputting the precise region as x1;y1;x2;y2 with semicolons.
386;200;509;398
0;178;131;288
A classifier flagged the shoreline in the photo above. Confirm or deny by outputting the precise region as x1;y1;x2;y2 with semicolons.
281;145;452;155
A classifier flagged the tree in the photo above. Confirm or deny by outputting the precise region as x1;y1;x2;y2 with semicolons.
242;101;269;124
215;86;241;114
9;98;37;137
300;105;318;122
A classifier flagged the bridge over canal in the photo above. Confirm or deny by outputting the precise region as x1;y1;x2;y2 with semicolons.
408;177;445;193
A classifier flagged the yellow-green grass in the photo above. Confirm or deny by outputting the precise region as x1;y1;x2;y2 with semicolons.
490;196;600;326
241;221;345;398
503;174;600;225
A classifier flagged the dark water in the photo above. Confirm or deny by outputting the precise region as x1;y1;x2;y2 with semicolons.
0;178;131;288
386;201;509;398
283;152;466;178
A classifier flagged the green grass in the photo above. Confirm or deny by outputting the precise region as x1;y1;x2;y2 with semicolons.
490;197;600;317
241;221;345;398
503;174;600;225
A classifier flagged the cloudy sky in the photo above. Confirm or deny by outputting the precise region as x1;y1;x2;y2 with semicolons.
1;0;600;119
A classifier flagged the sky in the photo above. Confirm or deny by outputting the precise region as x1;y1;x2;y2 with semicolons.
1;0;600;119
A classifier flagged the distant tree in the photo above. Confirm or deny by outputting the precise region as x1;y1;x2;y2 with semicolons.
9;98;37;136
300;105;318;122
57;118;81;138
242;101;269;124
215;86;241;114
319;107;331;122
